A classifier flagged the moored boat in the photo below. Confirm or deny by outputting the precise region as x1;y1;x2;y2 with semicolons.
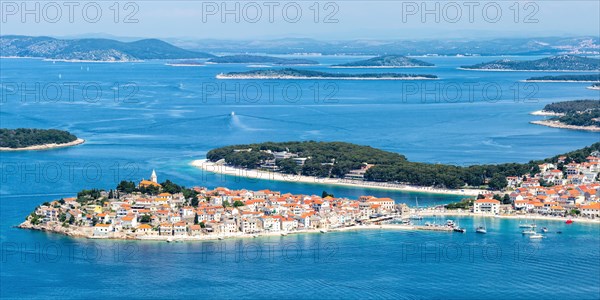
522;229;536;235
476;226;487;234
566;219;574;224
541;227;548;233
530;234;544;239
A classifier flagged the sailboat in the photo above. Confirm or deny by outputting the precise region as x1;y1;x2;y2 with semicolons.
476;215;487;234
410;197;422;220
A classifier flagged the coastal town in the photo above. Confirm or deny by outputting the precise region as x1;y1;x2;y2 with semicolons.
20;151;600;240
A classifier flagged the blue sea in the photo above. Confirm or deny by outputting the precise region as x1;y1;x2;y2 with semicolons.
1;56;599;299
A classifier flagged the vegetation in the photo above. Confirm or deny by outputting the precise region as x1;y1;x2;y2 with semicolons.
526;74;600;81
0;128;77;149
461;55;600;71
332;55;434;67
445;198;474;210
543;100;600;127
207;141;600;190
208;55;318;65
219;68;438;79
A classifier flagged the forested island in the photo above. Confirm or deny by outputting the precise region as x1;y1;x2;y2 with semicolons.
525;74;600;82
0;128;83;150
331;55;434;68
205;141;600;190
0;35;214;61
208;55;318;65
531;100;600;131
216;68;438;80
461;55;600;71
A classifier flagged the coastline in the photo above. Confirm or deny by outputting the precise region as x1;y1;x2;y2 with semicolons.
530;110;565;117
416;210;600;224
523;80;600;83
215;75;438;80
530;120;600;132
329;65;434;69
0;138;85;151
190;159;484;196
457;67;600;72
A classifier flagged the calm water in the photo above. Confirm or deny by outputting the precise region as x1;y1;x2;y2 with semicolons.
1;56;599;299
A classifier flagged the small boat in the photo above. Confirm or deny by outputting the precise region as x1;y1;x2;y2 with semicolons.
280;232;288;236
217;236;224;240
556;231;562;234
541;227;548;233
522;229;536;235
410;215;423;220
446;220;456;227
476;226;487;234
519;224;534;229
530;234;544;239
320;229;328;233
566;219;574;224
166;237;173;243
453;227;466;233
252;234;258;238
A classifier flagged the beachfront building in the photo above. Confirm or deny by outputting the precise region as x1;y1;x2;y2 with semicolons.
581;202;600;218
473;199;501;214
93;223;113;237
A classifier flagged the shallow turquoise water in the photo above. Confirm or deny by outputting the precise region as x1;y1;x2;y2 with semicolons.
1;56;599;298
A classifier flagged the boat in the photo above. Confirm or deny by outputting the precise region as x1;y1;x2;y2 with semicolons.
541;227;548;233
556;231;562;234
476;226;487;234
566;219;574;224
320;229;328;233
446;220;456;227
218;236;224;240
453;227;466;233
530;234;544;239
281;232;288;236
522;229;536;235
166;237;173;243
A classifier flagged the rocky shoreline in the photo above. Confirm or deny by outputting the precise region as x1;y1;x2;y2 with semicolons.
530;120;600;132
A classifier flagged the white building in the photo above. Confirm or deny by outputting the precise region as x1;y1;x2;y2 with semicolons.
473;199;501;214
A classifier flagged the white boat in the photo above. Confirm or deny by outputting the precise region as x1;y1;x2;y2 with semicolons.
530;234;544;239
166;237;173;243
541;227;548;233
522;230;536;235
519;224;534;229
281;232;288;236
217;236;224;240
320;229;328;233
476;226;487;234
446;220;456;227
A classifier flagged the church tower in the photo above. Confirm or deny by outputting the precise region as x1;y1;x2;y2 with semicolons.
150;169;158;183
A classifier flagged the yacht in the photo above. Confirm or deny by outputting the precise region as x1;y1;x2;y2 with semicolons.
453;227;466;233
476;226;487;234
541;227;548;233
522;229;536;235
530;234;544;239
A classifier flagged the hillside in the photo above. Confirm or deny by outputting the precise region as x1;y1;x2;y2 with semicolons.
208;55;318;65
0;128;78;149
0;35;214;61
332;55;434;67
461;55;600;71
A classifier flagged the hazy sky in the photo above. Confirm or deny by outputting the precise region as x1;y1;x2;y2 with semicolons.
1;1;599;40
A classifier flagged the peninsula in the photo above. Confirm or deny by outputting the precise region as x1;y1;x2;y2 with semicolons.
208;55;318;65
530;100;600;131
460;55;600;71
0;128;84;151
331;55;434;68
20;148;600;241
216;68;438;80
197;141;600;192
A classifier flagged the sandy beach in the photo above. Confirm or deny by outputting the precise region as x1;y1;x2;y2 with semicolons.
0;138;85;151
190;159;485;196
530;120;600;132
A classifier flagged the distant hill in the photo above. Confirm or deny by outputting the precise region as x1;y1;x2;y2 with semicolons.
216;68;437;80
526;74;600;82
332;55;434;67
208;55;318;65
461;55;600;71
0;35;214;61
542;100;600;128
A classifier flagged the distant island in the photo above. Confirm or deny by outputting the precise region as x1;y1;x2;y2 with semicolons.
460;55;600;71
199;141;600;191
0;128;84;151
331;55;434;68
0;35;214;61
216;68;438;80
525;74;600;82
165;60;205;67
531;100;600;131
208;55;318;65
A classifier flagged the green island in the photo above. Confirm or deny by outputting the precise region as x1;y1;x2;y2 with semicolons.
525;74;600;82
0;128;83;150
204;141;600;190
532;100;600;130
216;68;438;80
208;55;318;65
331;55;434;68
461;55;600;71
